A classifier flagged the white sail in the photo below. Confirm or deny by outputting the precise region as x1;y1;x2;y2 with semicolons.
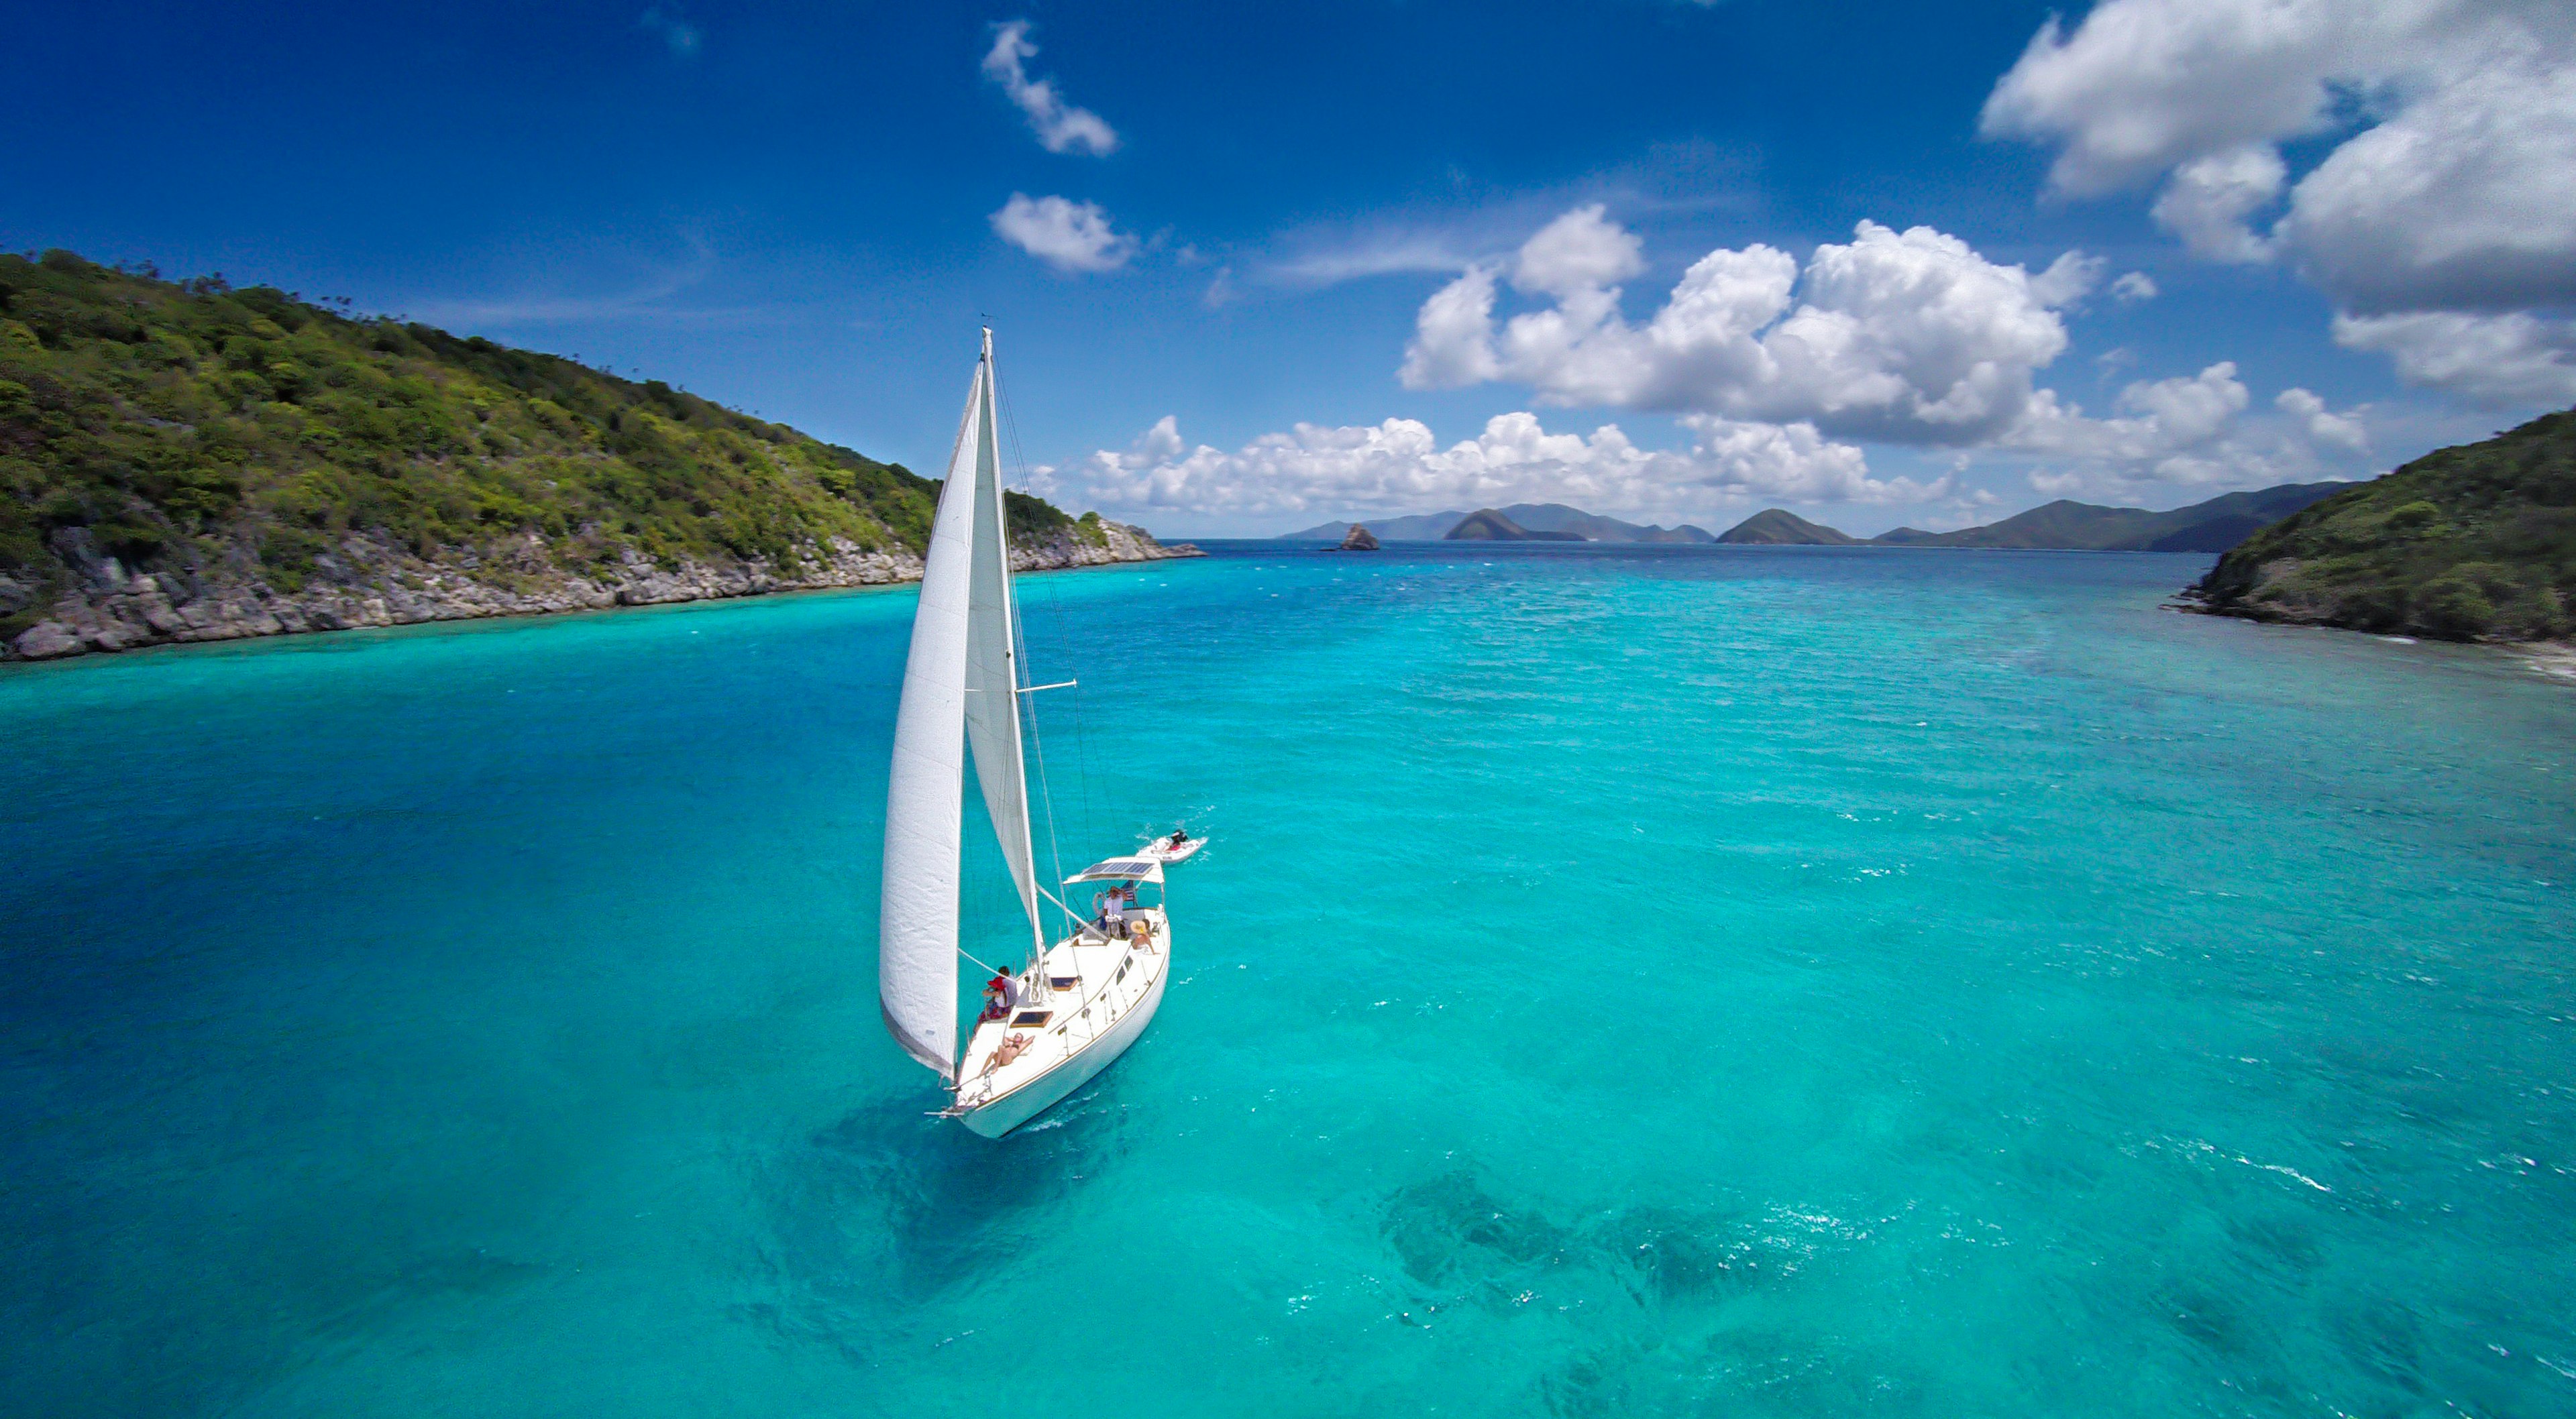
877;355;987;1080
961;338;1044;952
876;328;1175;1137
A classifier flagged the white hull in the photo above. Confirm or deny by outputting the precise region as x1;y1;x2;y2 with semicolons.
960;958;1164;1137
1140;837;1205;864
953;913;1171;1137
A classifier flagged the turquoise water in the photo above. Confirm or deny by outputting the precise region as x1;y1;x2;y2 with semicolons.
4;544;2573;1417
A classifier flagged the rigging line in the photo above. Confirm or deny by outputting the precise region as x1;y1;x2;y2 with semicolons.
994;375;1097;876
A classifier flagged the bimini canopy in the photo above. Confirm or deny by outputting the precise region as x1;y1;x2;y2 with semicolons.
1065;856;1167;886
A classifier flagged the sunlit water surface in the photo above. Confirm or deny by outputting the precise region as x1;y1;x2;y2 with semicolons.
3;544;2572;1417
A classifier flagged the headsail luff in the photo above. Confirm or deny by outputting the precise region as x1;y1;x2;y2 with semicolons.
960;333;1043;954
877;353;987;1081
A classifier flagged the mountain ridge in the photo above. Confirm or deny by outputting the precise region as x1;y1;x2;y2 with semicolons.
1878;484;2351;551
1715;484;2352;550
1279;502;1715;543
1444;508;1586;541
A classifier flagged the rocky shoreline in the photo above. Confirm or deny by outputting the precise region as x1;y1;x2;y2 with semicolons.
3;520;1198;663
2170;586;2575;685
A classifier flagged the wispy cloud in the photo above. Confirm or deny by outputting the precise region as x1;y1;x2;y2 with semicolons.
402;240;785;329
1249;143;1763;292
1258;233;1485;288
638;5;700;58
982;20;1118;156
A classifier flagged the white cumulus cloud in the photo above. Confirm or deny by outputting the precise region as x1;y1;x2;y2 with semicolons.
1513;204;1646;297
1398;263;1504;388
2149;146;2285;263
1981;0;2394;196
981;20;1119;156
2030;250;2108;308
1059;411;1940;523
1401;210;2094;447
2111;271;2159;302
2275;386;2369;452
2279;52;2576;314
990;194;1134;272
2008;362;2373;495
1982;0;2576;392
2332;310;2576;406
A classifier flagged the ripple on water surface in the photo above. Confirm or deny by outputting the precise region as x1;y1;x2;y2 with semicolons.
1;545;2571;1417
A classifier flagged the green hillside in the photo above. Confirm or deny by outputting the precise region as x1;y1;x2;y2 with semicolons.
2193;410;2576;641
0;248;1082;641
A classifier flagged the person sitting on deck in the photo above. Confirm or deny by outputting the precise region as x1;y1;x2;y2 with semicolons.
981;970;1014;1021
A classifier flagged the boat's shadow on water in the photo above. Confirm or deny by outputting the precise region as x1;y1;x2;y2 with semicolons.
735;1086;1137;1356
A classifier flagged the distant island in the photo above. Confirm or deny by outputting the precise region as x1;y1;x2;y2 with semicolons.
1865;484;2350;551
1280;503;1717;543
0;249;1195;661
2188;408;2573;644
1444;508;1585;541
1275;484;2347;553
1717;509;1859;545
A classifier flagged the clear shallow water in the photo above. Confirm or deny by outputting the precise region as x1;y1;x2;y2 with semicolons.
3;543;2572;1418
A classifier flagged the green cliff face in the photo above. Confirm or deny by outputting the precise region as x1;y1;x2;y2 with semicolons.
2193;409;2576;642
0;249;1079;641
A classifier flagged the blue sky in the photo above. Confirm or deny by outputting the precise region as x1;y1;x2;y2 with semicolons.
5;1;2571;536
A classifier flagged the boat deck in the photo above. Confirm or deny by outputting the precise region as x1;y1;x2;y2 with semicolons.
955;909;1169;1115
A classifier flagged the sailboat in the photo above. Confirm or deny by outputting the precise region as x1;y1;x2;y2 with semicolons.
877;329;1172;1138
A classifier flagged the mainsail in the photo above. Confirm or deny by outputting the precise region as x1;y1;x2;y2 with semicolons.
879;331;1043;1080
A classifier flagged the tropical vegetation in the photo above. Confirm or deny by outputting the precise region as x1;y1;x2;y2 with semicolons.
2194;409;2575;641
0;248;1084;640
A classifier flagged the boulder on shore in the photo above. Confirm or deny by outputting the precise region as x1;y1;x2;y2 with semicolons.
1340;524;1382;551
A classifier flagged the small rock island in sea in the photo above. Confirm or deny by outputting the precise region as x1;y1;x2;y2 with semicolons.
1339;524;1381;551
